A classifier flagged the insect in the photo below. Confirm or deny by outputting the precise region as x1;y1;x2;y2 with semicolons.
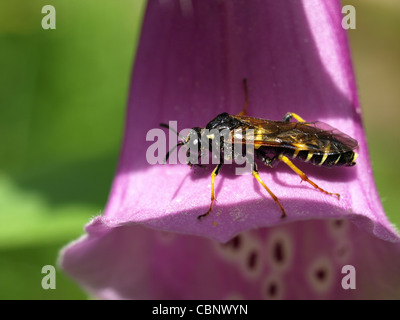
161;79;359;220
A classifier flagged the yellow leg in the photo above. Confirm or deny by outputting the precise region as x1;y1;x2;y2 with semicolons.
278;154;340;199
252;169;287;218
282;112;306;123
237;78;249;116
198;164;222;220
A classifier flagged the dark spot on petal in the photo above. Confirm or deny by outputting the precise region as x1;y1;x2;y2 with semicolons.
267;282;278;297
232;235;241;249
247;250;258;270
273;241;284;263
315;268;327;282
224;235;241;250
333;219;344;228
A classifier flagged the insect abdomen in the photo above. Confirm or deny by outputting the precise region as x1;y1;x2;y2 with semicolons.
286;149;357;167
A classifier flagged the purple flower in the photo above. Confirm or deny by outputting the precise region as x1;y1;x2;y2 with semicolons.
60;0;400;299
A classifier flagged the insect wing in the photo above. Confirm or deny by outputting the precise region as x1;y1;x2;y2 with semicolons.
231;116;358;154
304;121;359;152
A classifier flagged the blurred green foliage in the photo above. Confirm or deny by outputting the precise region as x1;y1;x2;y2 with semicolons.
0;0;398;299
344;0;400;226
0;0;145;299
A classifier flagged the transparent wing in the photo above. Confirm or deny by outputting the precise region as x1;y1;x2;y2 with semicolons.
231;116;358;154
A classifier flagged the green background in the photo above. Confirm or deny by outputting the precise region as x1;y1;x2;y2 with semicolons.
0;0;399;299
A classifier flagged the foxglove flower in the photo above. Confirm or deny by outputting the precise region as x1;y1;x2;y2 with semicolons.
60;0;400;299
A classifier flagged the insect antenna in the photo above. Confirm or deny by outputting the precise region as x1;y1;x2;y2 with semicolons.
160;123;186;163
160;123;185;140
164;141;184;163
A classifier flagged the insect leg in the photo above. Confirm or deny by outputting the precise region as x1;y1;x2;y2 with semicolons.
237;78;249;116
278;154;340;199
256;150;278;168
282;112;306;123
197;163;223;220
251;162;287;218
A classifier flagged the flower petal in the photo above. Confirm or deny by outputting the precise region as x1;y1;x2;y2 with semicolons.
99;0;398;242
60;217;400;299
61;0;400;299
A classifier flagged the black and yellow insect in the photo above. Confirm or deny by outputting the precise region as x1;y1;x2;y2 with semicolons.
161;79;359;220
